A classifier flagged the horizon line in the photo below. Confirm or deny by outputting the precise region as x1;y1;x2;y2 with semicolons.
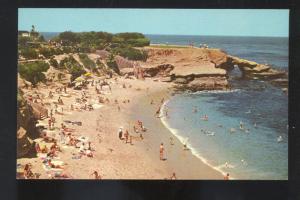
31;31;288;38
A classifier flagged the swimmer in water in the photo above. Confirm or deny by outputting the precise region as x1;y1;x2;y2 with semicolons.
193;107;198;113
241;159;248;166
201;115;208;121
225;162;229;168
239;121;244;130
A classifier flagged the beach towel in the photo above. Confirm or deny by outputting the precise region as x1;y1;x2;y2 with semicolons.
92;104;103;109
43;164;63;172
61;94;71;97
77;136;89;142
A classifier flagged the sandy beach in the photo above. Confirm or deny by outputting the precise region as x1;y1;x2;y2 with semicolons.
17;76;223;179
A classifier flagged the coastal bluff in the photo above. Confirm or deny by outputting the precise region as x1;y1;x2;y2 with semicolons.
128;46;288;91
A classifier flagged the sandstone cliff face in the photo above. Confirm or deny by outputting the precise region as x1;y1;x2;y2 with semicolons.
141;47;230;91
17;90;39;158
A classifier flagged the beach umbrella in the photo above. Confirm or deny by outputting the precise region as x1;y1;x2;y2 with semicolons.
74;76;85;82
84;72;92;77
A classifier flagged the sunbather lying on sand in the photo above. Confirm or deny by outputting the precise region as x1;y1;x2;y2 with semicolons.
49;171;72;179
47;159;64;169
47;148;57;158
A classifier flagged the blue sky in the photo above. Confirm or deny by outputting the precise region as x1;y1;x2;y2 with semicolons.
18;9;289;37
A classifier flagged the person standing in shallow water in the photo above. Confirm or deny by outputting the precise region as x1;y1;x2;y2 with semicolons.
160;143;165;160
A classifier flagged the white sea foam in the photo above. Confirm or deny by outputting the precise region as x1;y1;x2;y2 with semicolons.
160;99;236;179
189;89;241;95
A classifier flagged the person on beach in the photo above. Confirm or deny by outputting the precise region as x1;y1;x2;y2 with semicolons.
224;173;230;180
183;143;189;151
129;135;133;145
140;133;144;140
133;125;139;133
155;106;161;117
91;171;101;179
58;96;64;105
124;130;129;143
48;91;53;98
160;143;165;160
50;141;60;152
118;105;121;112
47;159;64;169
79;142;85;154
118;127;123;140
170;172;177;180
24;164;34;179
150;99;154;105
48;118;52;130
47;147;57;158
161;98;165;104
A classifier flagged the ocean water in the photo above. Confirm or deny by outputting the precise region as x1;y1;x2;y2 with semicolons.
152;35;288;180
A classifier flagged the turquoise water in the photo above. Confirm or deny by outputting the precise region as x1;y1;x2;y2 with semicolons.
161;88;288;180
153;35;288;180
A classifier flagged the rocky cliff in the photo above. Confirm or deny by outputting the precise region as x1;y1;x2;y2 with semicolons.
139;46;288;90
17;89;39;158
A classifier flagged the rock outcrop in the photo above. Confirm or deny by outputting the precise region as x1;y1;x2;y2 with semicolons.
17;90;39;158
140;47;230;91
226;56;288;80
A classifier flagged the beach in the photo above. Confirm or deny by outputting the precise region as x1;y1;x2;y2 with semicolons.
17;77;223;179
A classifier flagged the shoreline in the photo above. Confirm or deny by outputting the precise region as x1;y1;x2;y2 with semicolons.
17;77;223;179
125;84;223;179
160;99;233;179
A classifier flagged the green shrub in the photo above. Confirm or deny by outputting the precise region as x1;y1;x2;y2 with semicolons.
58;31;80;45
113;47;148;61
106;54;119;74
18;36;31;47
39;47;55;58
126;38;150;47
18;61;49;85
20;48;39;59
62;46;73;54
114;32;145;40
79;54;96;71
69;64;86;81
49;58;59;68
59;56;86;81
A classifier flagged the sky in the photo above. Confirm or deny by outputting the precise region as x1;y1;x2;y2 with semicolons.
18;9;289;37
